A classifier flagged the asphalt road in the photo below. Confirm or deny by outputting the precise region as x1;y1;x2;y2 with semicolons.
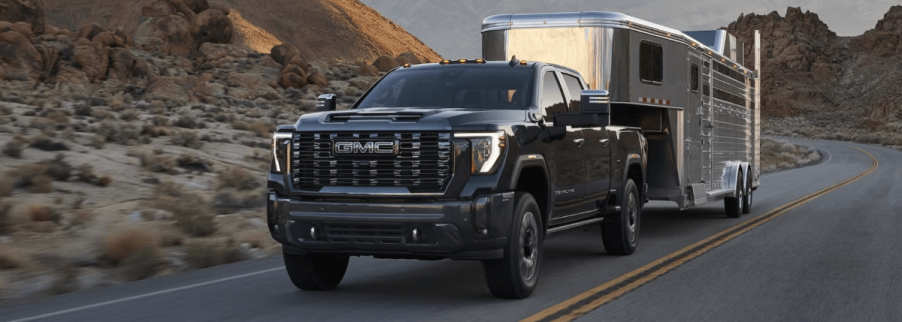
0;137;896;322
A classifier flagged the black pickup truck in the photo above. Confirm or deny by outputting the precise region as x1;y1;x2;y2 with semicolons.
267;59;648;299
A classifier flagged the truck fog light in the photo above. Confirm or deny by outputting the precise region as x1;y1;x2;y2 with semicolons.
310;226;319;240
412;228;419;241
474;196;490;235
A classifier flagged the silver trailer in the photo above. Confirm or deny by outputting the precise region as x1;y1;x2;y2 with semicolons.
482;12;761;214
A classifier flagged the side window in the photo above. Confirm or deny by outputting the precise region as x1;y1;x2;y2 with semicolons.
540;71;567;121
562;74;584;113
639;41;663;85
690;64;699;92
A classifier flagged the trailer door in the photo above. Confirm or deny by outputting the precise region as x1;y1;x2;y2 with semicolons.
686;53;704;192
699;59;714;191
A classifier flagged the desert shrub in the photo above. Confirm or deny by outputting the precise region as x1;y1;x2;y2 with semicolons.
213;189;265;213
247;120;274;138
0;245;22;269
46;110;70;124
136;152;177;174
216;167;260;191
120;246;163;281
75;164;97;183
151;115;170;127
27;204;59;223
91;108;115;120
89;134;105;149
30;135;69;151
184;241;243;269
760;138;822;173
176;153;211;172
103;228;161;265
43;154;72;181
70;209;96;227
120;108;140;122
12;164;54;193
0;179;11;198
73;104;92;116
3;136;25;157
174;115;202;129
149;182;216;237
0;204;12;234
230;119;249;131
97;176;113;187
29;117;53;130
170;130;203;149
48;267;80;295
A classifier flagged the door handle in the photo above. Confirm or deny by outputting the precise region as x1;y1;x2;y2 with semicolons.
573;138;585;146
600;139;609;146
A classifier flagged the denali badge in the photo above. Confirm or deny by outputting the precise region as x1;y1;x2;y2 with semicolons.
334;141;397;154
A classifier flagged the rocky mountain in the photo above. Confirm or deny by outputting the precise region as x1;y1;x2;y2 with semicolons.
728;6;902;147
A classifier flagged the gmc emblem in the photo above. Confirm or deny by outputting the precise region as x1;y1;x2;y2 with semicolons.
334;141;397;154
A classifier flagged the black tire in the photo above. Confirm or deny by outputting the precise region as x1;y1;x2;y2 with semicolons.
483;192;543;299
283;252;350;291
724;170;744;218
602;179;641;255
742;172;753;214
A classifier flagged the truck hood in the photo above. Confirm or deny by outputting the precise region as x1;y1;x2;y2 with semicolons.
292;107;529;132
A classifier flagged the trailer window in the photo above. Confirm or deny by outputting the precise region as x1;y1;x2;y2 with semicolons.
541;72;567;121
562;74;584;113
640;41;663;85
691;64;699;92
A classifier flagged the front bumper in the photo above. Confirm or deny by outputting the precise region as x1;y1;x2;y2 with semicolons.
267;191;515;260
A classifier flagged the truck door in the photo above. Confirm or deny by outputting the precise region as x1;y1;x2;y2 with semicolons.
538;71;588;222
561;71;610;223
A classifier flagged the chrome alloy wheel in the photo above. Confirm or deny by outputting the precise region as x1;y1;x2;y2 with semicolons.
519;211;539;281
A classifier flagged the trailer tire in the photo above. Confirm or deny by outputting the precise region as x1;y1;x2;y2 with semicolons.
483;192;543;299
742;173;753;214
724;171;744;218
602;179;640;255
283;252;350;291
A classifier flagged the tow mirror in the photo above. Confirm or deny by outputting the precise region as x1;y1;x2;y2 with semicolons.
316;94;337;111
554;90;610;127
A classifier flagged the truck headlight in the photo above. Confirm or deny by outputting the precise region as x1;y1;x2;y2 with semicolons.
456;132;506;174
272;132;293;173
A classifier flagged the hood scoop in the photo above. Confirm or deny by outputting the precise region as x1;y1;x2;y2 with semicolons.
328;113;423;123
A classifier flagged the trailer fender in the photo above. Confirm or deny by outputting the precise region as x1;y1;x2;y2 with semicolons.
721;162;743;194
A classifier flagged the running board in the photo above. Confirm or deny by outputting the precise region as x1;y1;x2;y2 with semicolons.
548;217;605;234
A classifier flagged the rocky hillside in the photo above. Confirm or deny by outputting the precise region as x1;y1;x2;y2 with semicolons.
0;0;438;303
42;0;441;63
727;6;902;148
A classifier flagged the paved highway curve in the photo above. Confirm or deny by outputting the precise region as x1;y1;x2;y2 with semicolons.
1;137;897;322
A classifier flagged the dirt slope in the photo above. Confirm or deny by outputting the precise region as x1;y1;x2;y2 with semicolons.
42;0;441;63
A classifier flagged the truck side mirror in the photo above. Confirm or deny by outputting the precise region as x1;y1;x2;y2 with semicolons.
554;90;611;127
317;94;337;111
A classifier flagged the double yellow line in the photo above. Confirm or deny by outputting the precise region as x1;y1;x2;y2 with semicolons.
524;147;879;322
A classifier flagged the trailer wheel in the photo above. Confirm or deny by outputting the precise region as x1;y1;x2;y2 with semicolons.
483;192;543;299
724;171;744;218
602;179;640;255
283;252;350;291
741;173;753;214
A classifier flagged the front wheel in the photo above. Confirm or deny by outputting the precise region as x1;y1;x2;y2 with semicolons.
283;252;350;291
601;179;641;255
483;192;543;299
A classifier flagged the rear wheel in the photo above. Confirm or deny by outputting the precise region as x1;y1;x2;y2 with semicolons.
483;192;543;299
742;172;753;214
283;252;350;291
602;179;640;255
724;171;744;218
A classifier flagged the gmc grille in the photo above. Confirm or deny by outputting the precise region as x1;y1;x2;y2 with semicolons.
291;132;453;192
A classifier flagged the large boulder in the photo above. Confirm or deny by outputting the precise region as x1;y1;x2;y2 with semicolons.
53;64;90;89
0;30;42;83
193;9;232;45
284;54;310;71
77;23;108;40
176;0;209;14
107;48;137;81
0;21;13;33
372;55;398;72
270;43;299;65
12;21;31;37
0;0;46;35
356;64;378;77
134;15;194;56
306;71;328;87
395;51;422;65
72;38;110;82
33;42;60;81
279;64;307;88
91;31;124;48
224;71;267;91
146;75;196;101
141;0;176;17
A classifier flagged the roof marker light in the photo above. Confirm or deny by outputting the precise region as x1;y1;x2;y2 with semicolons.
475;59;485;64
403;63;411;68
441;59;450;65
520;60;527;65
458;59;467;64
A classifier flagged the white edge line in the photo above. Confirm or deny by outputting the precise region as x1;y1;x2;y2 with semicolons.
9;267;283;322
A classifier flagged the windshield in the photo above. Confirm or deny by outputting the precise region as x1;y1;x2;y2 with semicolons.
355;67;534;110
